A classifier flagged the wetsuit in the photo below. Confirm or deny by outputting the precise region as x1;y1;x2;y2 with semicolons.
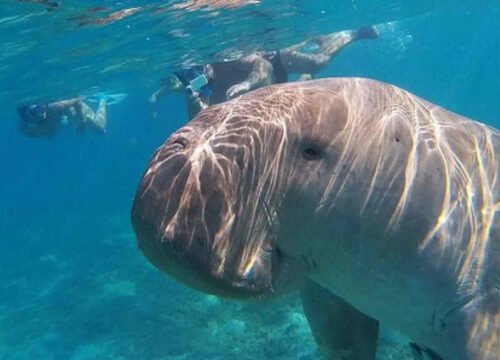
262;51;288;83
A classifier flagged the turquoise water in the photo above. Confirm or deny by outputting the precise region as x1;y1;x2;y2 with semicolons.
0;1;498;359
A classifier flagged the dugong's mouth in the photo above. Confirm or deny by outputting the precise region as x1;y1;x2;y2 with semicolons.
219;246;305;299
133;217;303;300
132;178;305;299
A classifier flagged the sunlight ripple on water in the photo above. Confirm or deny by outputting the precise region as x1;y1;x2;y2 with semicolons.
0;0;495;102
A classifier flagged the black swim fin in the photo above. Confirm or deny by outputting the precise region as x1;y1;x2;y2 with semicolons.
409;342;443;360
356;26;379;40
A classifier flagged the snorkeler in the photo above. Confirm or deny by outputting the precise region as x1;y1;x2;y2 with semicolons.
17;0;60;11
173;0;260;11
150;25;379;119
17;97;107;138
74;6;145;27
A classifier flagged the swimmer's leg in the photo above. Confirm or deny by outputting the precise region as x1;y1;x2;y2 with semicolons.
78;99;106;133
279;26;378;74
317;26;378;57
92;99;107;132
300;279;379;359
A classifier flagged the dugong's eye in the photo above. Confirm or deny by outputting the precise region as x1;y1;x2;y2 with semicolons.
170;137;187;152
300;143;324;161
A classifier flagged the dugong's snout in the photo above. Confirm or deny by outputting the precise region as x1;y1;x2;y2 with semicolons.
130;130;294;299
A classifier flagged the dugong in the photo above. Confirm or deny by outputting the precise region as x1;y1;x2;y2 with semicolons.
131;78;499;360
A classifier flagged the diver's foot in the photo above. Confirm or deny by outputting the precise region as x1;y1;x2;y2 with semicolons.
356;26;378;39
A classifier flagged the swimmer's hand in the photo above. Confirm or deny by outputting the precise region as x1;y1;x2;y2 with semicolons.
226;82;250;99
298;73;313;81
187;94;208;113
167;77;183;91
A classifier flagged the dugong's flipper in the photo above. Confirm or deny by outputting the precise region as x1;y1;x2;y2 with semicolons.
300;280;379;359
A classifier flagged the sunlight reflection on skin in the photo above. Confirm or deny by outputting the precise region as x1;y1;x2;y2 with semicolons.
135;78;499;358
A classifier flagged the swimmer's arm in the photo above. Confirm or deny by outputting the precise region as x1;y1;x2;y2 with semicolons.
149;86;169;119
46;98;86;131
149;85;169;105
47;98;81;111
149;78;183;119
186;94;208;120
194;96;208;109
226;55;273;99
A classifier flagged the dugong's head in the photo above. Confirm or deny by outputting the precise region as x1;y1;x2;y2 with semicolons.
131;79;374;299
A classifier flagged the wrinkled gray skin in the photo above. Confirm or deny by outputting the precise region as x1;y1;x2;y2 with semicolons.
131;78;499;360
